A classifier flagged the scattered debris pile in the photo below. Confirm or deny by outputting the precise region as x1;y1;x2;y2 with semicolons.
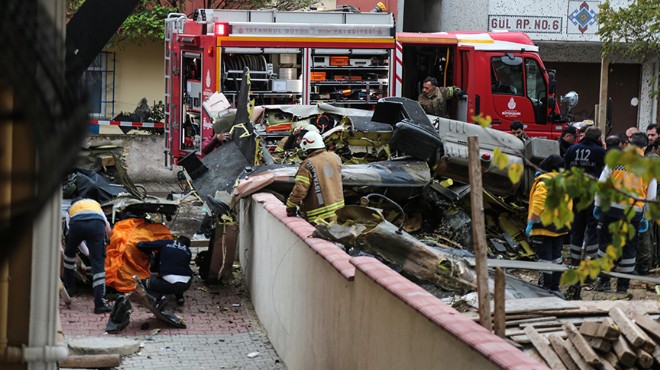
463;299;660;369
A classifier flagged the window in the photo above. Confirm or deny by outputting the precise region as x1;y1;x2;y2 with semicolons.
491;55;523;96
525;58;548;124
80;51;115;118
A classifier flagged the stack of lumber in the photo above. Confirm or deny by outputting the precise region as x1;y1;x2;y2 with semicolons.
492;300;660;369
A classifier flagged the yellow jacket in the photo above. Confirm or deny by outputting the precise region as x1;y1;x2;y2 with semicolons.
527;172;572;237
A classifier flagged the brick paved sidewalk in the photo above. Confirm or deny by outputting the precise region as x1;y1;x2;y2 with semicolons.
60;274;285;369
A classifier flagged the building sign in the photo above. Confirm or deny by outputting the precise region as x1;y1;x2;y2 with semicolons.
488;15;563;34
231;24;393;38
567;1;599;34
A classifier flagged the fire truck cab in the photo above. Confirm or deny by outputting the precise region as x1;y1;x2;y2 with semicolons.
394;31;565;139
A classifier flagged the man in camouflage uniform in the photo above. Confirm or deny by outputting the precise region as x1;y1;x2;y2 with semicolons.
417;76;462;118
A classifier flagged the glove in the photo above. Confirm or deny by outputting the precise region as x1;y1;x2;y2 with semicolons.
593;207;603;221
286;207;296;217
525;220;534;237
639;218;649;233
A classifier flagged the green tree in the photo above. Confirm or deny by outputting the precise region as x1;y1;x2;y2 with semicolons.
478;111;659;286
598;0;660;95
67;0;320;46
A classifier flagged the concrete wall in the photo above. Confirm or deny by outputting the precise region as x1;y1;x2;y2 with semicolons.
85;134;177;185
239;193;548;370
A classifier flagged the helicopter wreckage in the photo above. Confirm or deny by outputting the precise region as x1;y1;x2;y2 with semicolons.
177;91;574;302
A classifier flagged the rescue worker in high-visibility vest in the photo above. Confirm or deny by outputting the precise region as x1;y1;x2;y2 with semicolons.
285;131;344;224
593;132;657;293
63;198;113;314
526;155;572;296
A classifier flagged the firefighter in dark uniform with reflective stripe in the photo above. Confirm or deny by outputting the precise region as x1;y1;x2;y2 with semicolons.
593;132;657;292
285;131;344;224
63;198;113;314
564;127;606;272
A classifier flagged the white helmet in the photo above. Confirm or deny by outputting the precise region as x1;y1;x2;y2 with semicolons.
300;131;325;151
302;124;320;134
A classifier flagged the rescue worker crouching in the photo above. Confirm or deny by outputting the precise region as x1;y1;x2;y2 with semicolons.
285;131;344;224
136;235;194;308
63;198;114;314
526;155;572;296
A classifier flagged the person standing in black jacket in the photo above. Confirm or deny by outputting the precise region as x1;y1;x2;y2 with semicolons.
564;127;606;298
137;236;193;307
558;126;577;157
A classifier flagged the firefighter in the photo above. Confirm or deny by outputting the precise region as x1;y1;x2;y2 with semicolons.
136;236;193;307
564;127;606;265
285;131;344;224
563;126;605;299
593;132;657;292
526;155;572;295
63;198;113;314
418;76;462;118
276;124;320;152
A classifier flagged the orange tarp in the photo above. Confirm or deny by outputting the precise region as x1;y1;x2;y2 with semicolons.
105;218;173;292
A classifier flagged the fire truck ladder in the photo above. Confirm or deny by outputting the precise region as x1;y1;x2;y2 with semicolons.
164;13;186;169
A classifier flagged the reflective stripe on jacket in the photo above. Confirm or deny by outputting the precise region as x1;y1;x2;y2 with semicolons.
286;149;344;223
594;148;657;212
69;198;105;221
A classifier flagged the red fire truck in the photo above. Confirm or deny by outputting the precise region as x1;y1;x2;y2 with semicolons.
164;9;568;166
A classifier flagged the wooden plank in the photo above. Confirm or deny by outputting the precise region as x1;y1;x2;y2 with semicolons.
506;316;558;326
494;267;506;338
541;301;660;317
58;354;121;368
602;351;621;369
524;326;567;370
598;317;621;341
502;297;577;314
583;335;612;353
511;330;567;344
612;335;637;368
635;348;654;369
548;335;580;370
563;322;602;367
632;313;660;342
506;326;566;337
653;346;660;365
609;307;656;353
564;336;594;370
595;353;617;370
468;136;491;331
519;320;562;329
578;318;621;342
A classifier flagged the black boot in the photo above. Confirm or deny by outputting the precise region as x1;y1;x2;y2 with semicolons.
63;269;77;297
616;278;630;293
594;276;611;292
93;284;112;314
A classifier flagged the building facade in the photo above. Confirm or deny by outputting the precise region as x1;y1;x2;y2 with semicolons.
401;0;659;133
